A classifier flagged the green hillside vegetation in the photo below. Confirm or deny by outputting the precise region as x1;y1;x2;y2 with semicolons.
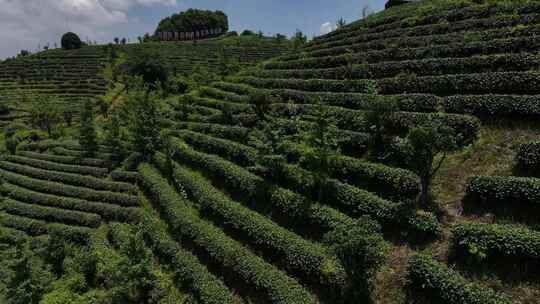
2;0;540;303
0;35;290;128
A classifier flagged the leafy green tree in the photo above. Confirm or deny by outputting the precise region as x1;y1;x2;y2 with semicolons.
385;0;410;9
301;100;340;201
79;100;98;157
104;111;125;163
4;244;54;304
29;97;61;137
249;89;275;121
217;47;240;77
156;9;229;33
248;119;288;179
61;32;82;50
323;217;388;302
118;49;168;87
241;30;256;36
126;79;163;161
400;122;461;208
365;95;397;162
291;29;308;50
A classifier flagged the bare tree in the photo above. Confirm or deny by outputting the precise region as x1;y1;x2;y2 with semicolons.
362;5;371;18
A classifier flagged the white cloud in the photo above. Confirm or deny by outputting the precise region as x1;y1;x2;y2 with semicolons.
0;0;176;59
320;21;334;35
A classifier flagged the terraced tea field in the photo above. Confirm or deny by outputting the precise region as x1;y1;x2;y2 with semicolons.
2;0;540;303
0;140;141;241
0;36;289;127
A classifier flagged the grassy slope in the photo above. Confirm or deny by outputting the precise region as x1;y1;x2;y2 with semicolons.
373;120;540;304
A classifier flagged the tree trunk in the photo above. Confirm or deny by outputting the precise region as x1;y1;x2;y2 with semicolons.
420;175;431;208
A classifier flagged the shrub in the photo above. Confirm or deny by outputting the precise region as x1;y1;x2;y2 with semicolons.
327;155;420;199
323;217;388;300
453;221;540;265
445;94;540;118
61;32;82;50
465;176;540;209
407;254;511;304
515;141;540;177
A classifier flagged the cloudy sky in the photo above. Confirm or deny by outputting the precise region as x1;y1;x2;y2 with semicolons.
0;0;385;59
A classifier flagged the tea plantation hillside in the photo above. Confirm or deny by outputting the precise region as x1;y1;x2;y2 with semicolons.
2;0;540;303
0;35;289;127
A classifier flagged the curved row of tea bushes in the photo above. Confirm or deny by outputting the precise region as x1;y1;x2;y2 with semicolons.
140;213;237;304
236;71;540;96
162;155;348;288
0;168;139;207
302;23;540;59
269;103;479;147
0;160;135;194
17;150;109;169
327;155;420;200
314;2;540;47
306;12;540;54
515;141;540;177
191;96;252;114
0;183;141;223
268;36;540;70
172;130;258;166
211;81;437;113
176;122;250;144
465;176;540;208
198;86;249;103
138;163;316;304
0;212;91;243
453;221;540;263
10;152;108;177
407;254;511;304
110;170;140;183
252;53;538;80
51;147;113;161
275;164;442;239
168;137;358;234
0;198;102;228
444;94;540;118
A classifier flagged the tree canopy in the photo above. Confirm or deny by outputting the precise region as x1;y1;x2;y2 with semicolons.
155;9;229;34
61;32;82;50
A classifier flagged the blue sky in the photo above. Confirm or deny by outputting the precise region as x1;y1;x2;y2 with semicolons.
0;0;386;59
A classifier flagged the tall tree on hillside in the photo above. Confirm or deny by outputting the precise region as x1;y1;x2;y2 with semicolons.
336;18;346;29
4;243;54;304
29;97;61;137
79;99;98;157
61;32;82;50
400;122;461;209
291;29;308;50
126;78;163;161
301;100;340;202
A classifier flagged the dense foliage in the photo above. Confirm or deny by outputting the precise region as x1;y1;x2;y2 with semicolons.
61;32;82;50
156;9;228;33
